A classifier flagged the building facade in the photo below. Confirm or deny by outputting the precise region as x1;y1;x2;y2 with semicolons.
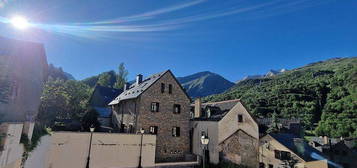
109;70;192;162
0;36;48;122
259;133;328;168
190;99;259;168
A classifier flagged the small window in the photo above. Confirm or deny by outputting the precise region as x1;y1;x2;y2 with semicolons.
201;131;206;136
238;114;243;122
173;104;181;114
274;150;281;159
169;84;172;94
161;83;165;93
259;163;265;168
151;102;159;112
172;127;180;137
268;164;273;168
149;126;158;134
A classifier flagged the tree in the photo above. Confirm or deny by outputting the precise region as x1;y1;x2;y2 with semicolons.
97;73;112;88
267;112;280;133
37;79;91;128
81;108;100;131
114;63;128;89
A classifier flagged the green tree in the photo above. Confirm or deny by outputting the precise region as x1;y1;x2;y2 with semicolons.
81;108;100;131
97;73;112;87
114;63;128;89
37;78;91;128
267;112;280;133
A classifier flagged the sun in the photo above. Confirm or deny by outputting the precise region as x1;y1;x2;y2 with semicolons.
10;16;30;30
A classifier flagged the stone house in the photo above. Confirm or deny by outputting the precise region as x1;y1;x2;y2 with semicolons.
88;85;122;130
190;99;259;168
309;136;357;168
259;133;328;168
109;70;192;162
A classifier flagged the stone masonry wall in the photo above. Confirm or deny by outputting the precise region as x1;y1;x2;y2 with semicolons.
218;130;259;168
137;71;191;162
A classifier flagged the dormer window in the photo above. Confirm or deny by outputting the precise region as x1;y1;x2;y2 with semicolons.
161;83;165;93
238;114;243;122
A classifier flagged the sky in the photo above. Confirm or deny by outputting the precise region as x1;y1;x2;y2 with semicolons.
0;0;356;81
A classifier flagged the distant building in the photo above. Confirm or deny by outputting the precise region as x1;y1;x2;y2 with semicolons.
0;36;48;122
109;70;192;162
257;118;302;137
259;133;328;168
309;136;357;168
190;99;259;168
88;85;122;129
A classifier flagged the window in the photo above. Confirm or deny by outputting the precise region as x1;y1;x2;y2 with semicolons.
169;84;172;94
274;150;290;160
149;126;158;134
238;114;243;122
172;127;180;137
161;83;165;93
151;102;160;112
173;104;181;114
268;164;273;168
259;163;265;168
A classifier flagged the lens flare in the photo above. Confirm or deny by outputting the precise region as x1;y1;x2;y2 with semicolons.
11;16;29;30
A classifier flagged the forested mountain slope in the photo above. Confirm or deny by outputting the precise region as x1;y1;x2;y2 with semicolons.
204;57;357;138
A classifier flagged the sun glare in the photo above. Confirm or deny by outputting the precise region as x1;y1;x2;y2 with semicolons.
11;16;29;30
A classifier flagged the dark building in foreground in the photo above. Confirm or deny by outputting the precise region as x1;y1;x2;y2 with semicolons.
109;70;192;162
0;36;48;122
88;85;122;129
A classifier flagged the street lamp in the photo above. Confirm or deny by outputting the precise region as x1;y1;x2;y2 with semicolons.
201;135;210;168
138;128;145;168
86;126;95;168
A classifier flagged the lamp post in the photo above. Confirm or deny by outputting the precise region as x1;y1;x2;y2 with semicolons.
138;128;145;168
86;126;95;168
201;135;210;168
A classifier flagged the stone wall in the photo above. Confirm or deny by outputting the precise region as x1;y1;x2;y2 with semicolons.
218;130;258;168
46;132;157;168
137;71;191;162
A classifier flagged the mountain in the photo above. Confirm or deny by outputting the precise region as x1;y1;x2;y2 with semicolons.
177;71;235;98
81;71;117;88
239;68;287;82
204;57;357;138
48;64;75;81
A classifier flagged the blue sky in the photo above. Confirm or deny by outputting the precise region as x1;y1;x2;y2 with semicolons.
0;0;356;81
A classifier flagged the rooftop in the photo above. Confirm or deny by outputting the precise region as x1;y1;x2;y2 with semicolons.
192;99;240;121
270;133;325;162
109;70;168;105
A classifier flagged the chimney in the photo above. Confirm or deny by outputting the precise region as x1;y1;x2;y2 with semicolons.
136;74;143;85
194;98;202;118
123;83;130;91
323;136;329;145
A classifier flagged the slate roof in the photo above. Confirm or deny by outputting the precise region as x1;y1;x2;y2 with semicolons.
89;85;122;107
94;107;112;118
192;99;240;121
108;70;168;105
270;133;325;162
